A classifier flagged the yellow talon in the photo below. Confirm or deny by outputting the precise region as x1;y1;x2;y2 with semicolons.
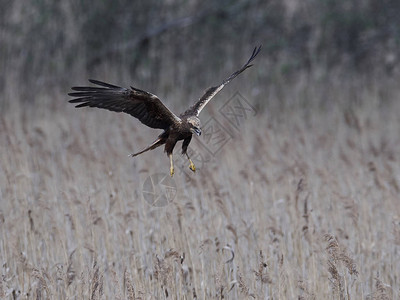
170;167;174;177
189;159;196;172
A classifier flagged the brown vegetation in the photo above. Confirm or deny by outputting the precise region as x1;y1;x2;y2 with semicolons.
1;0;400;298
1;74;400;298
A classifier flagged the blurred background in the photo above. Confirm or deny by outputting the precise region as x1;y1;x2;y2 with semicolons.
2;0;400;110
1;1;400;298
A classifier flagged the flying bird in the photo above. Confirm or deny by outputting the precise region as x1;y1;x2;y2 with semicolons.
68;46;261;176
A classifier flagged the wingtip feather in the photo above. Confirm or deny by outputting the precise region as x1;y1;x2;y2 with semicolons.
88;79;121;88
248;45;262;64
75;102;89;108
68;99;84;103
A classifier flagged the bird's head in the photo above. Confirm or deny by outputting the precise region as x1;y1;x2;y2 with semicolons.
187;116;201;136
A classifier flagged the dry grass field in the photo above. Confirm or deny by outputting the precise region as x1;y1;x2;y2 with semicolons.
1;74;400;299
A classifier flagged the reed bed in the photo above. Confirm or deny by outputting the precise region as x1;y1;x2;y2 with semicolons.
1;77;399;299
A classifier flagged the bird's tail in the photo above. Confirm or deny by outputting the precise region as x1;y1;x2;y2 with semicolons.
130;137;165;157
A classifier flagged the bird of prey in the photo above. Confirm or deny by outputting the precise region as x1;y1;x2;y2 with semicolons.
68;46;261;176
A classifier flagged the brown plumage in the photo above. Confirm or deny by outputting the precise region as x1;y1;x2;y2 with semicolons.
68;46;261;176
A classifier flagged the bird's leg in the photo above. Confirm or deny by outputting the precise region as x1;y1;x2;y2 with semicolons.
182;136;195;172
169;154;174;177
165;139;177;177
186;153;196;172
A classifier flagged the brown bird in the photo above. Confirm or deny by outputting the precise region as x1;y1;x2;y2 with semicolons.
68;46;261;176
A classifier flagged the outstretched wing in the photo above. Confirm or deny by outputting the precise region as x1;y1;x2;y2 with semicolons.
68;79;181;129
183;45;261;117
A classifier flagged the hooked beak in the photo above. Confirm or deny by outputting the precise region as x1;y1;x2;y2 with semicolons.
193;128;201;136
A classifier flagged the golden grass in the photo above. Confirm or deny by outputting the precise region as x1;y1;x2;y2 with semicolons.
1;77;400;299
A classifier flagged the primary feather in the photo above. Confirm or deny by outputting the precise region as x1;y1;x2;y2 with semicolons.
68;79;181;129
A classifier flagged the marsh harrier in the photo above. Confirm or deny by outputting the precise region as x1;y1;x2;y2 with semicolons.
69;46;261;176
